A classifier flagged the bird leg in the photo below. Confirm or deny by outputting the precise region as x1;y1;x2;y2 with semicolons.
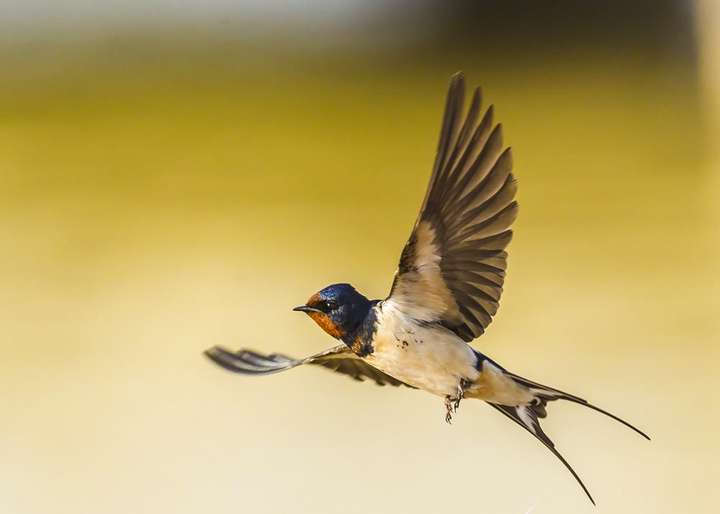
444;396;455;424
444;378;472;424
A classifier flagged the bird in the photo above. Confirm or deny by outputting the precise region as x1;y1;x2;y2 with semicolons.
204;72;649;505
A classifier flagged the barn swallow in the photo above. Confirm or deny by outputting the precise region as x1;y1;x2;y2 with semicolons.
204;72;649;505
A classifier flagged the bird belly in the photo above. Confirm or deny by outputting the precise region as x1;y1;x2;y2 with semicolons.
363;313;479;397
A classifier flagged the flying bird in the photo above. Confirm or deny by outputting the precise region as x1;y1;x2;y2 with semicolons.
204;72;649;505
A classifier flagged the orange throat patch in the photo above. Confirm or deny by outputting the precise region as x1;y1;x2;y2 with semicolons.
308;312;344;339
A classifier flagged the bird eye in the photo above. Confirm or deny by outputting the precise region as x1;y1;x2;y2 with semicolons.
325;300;338;311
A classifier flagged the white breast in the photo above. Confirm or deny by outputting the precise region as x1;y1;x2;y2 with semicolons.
363;301;480;397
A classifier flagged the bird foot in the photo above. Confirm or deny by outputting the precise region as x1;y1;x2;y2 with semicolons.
444;379;471;424
444;396;455;424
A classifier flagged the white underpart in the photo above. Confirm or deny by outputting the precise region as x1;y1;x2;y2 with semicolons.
364;301;536;406
365;301;478;397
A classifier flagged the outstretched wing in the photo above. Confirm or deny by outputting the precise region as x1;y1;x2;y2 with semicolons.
387;72;517;341
204;344;415;388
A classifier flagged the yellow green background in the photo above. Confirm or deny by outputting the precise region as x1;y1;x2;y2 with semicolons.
2;2;719;513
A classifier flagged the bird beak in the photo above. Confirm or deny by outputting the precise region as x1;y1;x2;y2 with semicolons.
293;305;322;314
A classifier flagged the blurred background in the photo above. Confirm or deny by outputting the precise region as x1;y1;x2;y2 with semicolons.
1;1;718;513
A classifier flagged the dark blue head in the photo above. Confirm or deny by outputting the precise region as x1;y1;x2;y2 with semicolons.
293;283;371;340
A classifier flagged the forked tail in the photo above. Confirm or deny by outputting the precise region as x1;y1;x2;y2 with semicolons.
488;372;650;505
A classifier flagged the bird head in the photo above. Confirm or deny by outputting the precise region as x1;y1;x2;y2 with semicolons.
293;283;371;340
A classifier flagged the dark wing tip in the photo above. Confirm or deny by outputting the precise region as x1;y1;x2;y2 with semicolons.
203;346;297;375
450;70;465;83
204;346;244;373
504;146;513;167
492;122;504;144
447;72;466;102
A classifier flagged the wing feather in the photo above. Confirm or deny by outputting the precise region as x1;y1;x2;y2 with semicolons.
204;345;414;388
388;72;517;341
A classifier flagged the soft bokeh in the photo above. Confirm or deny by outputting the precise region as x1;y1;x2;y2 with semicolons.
2;2;718;513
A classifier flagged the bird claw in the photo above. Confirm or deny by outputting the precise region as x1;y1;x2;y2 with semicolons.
445;396;455;424
444;379;470;424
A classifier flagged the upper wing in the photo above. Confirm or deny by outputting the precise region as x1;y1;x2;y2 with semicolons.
387;72;517;341
204;344;414;388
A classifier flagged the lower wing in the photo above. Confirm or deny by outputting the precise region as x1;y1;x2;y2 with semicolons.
204;344;415;388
